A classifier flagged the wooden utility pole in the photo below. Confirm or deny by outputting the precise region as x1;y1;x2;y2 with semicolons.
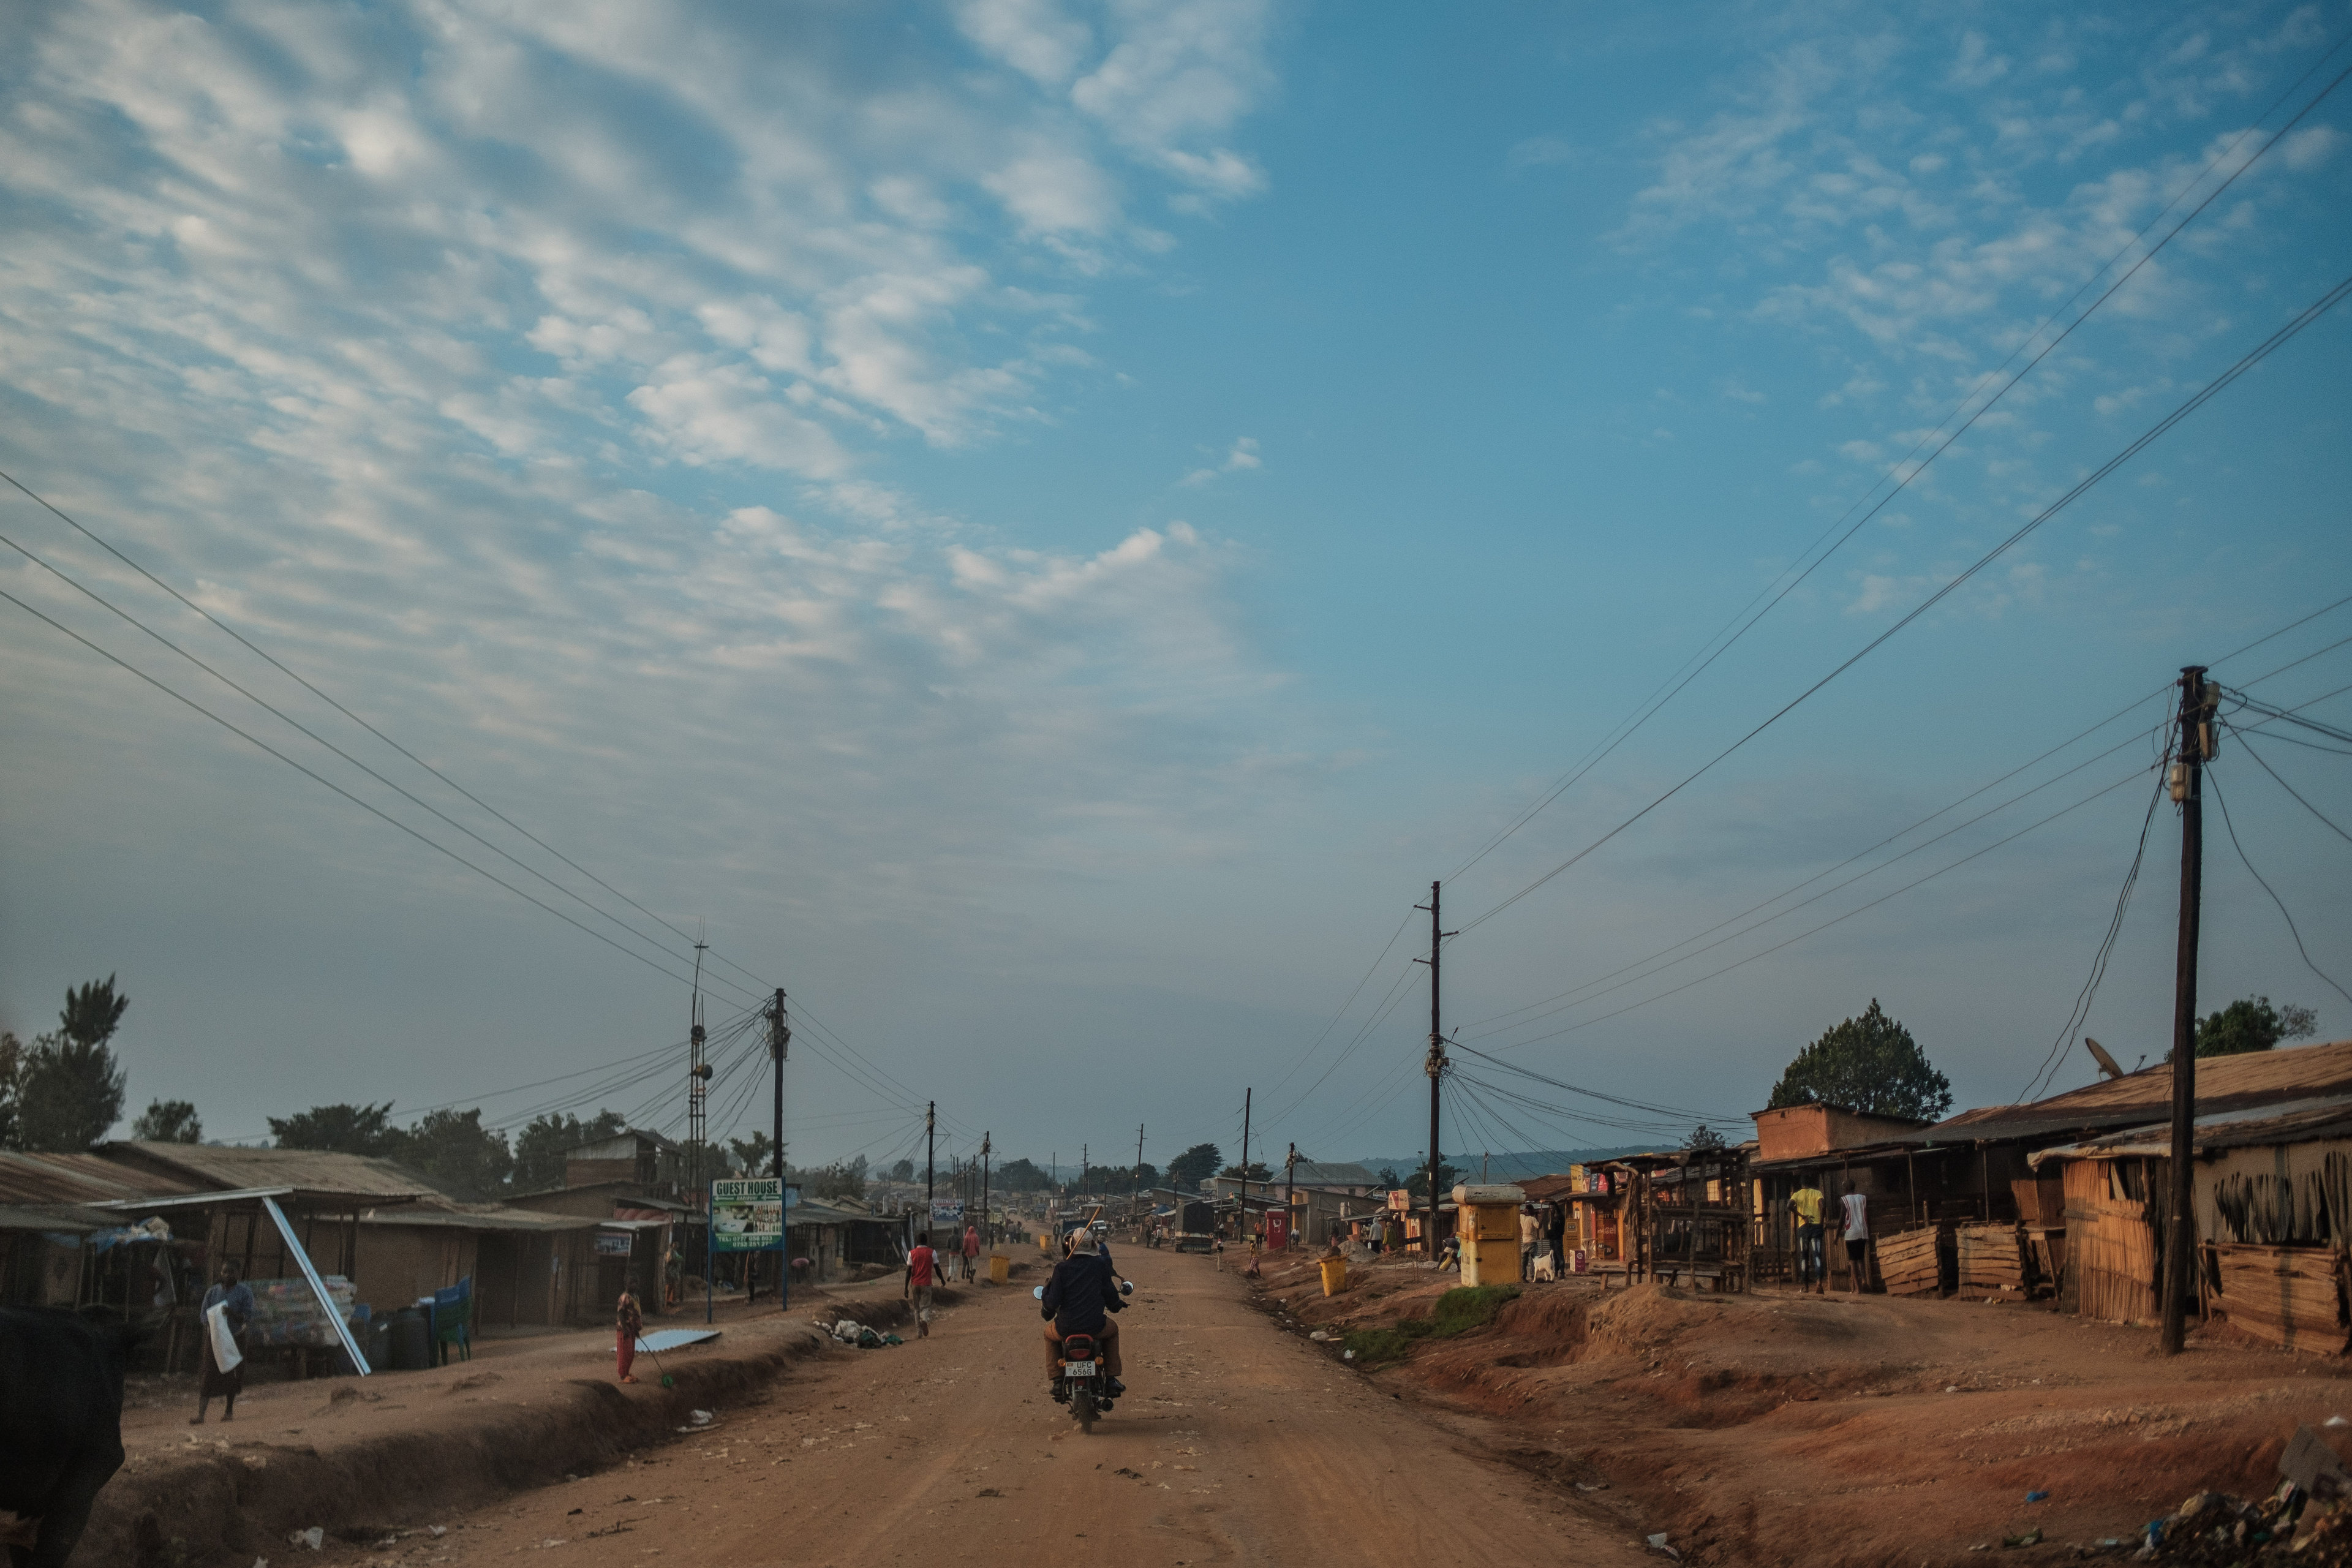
981;1133;992;1251
765;987;788;1308
1240;1089;1254;1239
1134;1123;1146;1221
2160;666;2212;1356
1285;1142;1298;1251
925;1101;936;1242
1416;881;1453;1255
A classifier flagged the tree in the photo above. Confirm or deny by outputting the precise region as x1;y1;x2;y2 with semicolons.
132;1099;203;1142
510;1110;627;1193
401;1109;512;1201
0;1033;22;1149
1167;1143;1223;1191
993;1157;1049;1191
728;1131;777;1177
1403;1161;1462;1200
2188;996;2320;1059
787;1156;867;1202
1217;1161;1273;1183
270;1102;405;1156
1684;1124;1727;1153
1376;1166;1401;1189
1766;1000;1951;1122
17;976;132;1152
888;1157;916;1183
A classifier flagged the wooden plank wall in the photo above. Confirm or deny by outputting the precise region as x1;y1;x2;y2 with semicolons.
2212;1243;2347;1353
2065;1158;2156;1324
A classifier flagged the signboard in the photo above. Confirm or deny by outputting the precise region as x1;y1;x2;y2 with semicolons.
710;1178;786;1253
594;1232;634;1257
1387;1188;1412;1212
930;1199;964;1231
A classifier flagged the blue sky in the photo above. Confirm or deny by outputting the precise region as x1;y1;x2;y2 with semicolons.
2;0;2348;1174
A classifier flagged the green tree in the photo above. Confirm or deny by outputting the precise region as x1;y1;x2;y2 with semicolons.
992;1157;1049;1190
510;1110;627;1193
1217;1160;1273;1183
728;1131;777;1178
1167;1143;1223;1191
17;976;133;1152
132;1099;203;1142
888;1157;917;1182
786;1155;868;1202
1376;1166;1402;1189
270;1101;405;1155
0;1033;23;1149
1403;1161;1462;1200
1766;1000;1951;1121
2187;996;2320;1059
402;1108;512;1201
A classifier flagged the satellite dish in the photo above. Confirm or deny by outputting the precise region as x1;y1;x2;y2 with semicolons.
2085;1038;2127;1081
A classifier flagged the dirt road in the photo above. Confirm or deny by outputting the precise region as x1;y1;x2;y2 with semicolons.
402;1246;1648;1567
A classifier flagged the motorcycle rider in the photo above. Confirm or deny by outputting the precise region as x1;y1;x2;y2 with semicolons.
1041;1232;1125;1396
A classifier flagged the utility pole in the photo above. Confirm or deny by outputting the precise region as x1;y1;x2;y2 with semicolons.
1285;1142;1298;1252
689;939;712;1322
981;1133;992;1254
1415;881;1454;1257
1134;1123;1146;1225
765;987;789;1309
925;1101;936;1244
1239;1088;1253;1241
1082;1144;1089;1198
2160;666;2212;1356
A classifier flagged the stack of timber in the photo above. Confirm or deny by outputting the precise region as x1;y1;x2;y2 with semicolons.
1954;1223;2026;1296
1877;1226;1942;1297
2214;1243;2348;1353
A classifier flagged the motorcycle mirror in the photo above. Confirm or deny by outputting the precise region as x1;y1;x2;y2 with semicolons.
1120;1281;1134;1295
1031;1286;1046;1300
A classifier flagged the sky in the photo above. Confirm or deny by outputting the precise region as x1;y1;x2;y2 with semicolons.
2;0;2349;1178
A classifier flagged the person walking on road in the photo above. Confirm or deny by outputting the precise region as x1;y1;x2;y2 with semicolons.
962;1223;981;1284
1839;1182;1871;1294
191;1261;254;1424
616;1289;644;1384
907;1232;941;1338
1790;1180;1827;1294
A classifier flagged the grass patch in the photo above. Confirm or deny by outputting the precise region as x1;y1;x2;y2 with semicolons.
1340;1285;1519;1366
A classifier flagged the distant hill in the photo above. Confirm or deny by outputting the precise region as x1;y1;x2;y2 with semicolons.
1352;1147;1657;1181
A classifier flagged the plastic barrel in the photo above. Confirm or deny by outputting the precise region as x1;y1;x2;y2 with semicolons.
1319;1257;1347;1297
386;1310;432;1372
989;1254;1009;1284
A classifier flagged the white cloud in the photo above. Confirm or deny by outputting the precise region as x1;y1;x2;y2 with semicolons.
1182;435;1262;486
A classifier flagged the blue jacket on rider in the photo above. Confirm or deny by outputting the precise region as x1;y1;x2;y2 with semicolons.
1042;1251;1118;1335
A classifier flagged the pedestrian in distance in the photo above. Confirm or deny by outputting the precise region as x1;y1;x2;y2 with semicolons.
906;1232;941;1338
616;1288;644;1384
1790;1178;1827;1294
191;1261;253;1424
1518;1203;1541;1282
962;1222;981;1283
1839;1181;1871;1294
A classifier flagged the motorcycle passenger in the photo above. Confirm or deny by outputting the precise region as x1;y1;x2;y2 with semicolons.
1042;1232;1125;1396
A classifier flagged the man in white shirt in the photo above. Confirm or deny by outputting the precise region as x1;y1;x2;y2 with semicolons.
1838;1182;1871;1294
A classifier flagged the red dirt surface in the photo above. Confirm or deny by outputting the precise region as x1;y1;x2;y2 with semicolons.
1262;1250;2352;1566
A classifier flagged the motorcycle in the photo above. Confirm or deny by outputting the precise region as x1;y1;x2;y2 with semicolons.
1035;1281;1132;1432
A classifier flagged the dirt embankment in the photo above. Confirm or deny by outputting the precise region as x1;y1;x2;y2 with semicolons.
85;1281;963;1567
1252;1251;2352;1567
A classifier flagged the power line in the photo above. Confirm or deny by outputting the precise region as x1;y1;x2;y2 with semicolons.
2231;731;2352;851
2206;763;2352;1009
1439;33;2352;886
1457;266;2352;936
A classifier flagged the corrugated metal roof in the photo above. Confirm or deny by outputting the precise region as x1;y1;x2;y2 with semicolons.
0;1151;201;1205
2027;1092;2352;1166
359;1205;602;1233
0;1201;126;1233
1904;1038;2352;1147
101;1142;440;1199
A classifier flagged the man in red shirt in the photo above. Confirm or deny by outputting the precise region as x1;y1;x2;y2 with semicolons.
962;1223;982;1283
905;1232;940;1338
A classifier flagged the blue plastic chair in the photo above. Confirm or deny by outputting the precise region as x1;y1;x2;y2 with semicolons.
431;1276;473;1364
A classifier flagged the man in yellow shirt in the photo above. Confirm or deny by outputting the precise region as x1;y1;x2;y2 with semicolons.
1790;1182;1826;1294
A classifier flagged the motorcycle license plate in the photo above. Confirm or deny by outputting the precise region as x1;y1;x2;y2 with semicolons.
1065;1361;1096;1378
